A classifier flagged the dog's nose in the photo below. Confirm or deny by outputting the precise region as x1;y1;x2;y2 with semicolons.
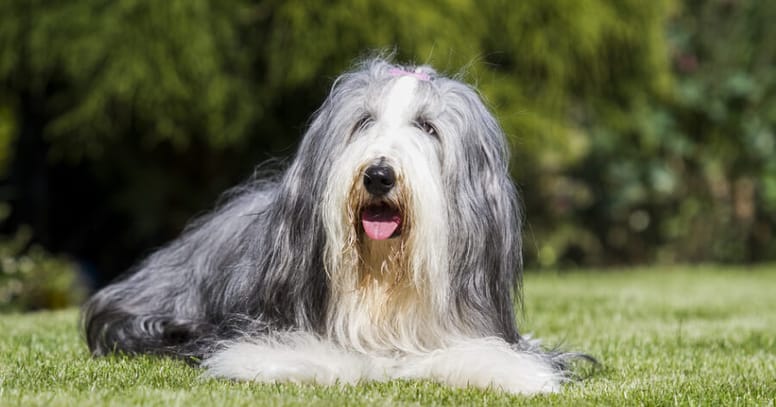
363;164;396;196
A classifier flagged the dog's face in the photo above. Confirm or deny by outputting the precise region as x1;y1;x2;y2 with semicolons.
323;72;449;281
305;61;522;351
317;71;457;351
341;75;445;238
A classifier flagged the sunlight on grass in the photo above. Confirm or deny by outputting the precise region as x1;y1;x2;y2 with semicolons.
1;266;774;406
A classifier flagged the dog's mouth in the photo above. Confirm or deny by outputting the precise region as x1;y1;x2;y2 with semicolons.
361;203;402;240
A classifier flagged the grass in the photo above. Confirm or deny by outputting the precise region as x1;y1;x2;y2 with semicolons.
1;265;774;406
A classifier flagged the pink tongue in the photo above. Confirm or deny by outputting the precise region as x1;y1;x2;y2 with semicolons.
361;206;402;240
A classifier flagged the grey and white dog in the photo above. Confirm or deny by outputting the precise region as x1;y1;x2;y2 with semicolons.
83;58;580;394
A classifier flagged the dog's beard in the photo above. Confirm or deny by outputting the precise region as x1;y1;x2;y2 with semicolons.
324;165;456;354
348;179;411;285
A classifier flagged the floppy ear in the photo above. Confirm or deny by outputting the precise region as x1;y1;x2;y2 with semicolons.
443;84;523;343
239;69;371;331
240;103;339;331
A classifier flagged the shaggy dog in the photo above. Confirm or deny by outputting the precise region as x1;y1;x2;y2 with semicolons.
83;58;580;394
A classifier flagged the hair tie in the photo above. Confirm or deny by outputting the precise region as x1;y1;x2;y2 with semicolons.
388;68;431;81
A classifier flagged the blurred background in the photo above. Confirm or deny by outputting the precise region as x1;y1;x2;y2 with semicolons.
1;0;775;311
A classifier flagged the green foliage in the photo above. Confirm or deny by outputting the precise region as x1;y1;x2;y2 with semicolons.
552;0;776;265
0;0;258;159
1;0;774;275
0;103;13;174
0;206;86;311
1;267;774;405
663;0;776;261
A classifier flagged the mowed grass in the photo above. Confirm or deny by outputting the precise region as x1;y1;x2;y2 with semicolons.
1;266;774;406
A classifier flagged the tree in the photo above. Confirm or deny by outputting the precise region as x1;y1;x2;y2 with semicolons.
1;0;678;282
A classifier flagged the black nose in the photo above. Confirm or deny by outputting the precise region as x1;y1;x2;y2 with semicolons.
363;164;396;196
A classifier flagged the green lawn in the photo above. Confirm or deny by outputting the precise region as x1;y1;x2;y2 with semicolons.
1;266;774;406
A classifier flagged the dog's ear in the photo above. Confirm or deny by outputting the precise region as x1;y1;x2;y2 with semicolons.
442;84;524;343
250;67;371;330
251;114;336;331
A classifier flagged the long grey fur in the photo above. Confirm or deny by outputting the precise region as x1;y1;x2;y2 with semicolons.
82;57;581;374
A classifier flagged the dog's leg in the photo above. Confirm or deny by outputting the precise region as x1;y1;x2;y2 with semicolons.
395;337;563;395
202;332;389;385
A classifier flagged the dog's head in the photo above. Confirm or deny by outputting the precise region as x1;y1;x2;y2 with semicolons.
277;58;524;345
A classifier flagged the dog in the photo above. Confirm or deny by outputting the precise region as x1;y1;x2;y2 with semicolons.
83;58;580;394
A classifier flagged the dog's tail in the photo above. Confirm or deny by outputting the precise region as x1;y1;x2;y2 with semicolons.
81;289;213;360
515;336;600;382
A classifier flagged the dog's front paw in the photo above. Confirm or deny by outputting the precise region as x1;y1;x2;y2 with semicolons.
398;338;562;394
201;334;369;385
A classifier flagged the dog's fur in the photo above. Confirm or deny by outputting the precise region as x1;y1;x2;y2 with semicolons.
83;58;580;394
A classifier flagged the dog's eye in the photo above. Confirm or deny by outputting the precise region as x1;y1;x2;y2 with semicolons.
353;114;373;134
416;120;437;137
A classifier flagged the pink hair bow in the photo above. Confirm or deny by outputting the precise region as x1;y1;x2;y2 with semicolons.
388;68;431;81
